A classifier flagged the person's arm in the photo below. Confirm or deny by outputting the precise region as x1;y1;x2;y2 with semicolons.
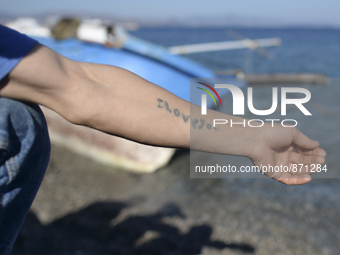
0;44;326;185
0;44;190;147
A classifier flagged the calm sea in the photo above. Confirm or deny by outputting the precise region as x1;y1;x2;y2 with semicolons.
131;27;340;77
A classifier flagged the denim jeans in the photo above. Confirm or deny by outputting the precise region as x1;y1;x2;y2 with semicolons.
0;98;50;255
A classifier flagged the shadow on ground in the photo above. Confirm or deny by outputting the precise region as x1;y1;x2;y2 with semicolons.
13;202;255;255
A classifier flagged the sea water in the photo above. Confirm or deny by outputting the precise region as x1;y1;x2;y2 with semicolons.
131;27;340;77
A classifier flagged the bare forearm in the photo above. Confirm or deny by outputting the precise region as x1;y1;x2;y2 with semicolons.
55;60;259;155
0;44;258;155
0;45;190;148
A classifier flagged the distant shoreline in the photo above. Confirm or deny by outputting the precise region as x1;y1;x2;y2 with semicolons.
1;13;340;30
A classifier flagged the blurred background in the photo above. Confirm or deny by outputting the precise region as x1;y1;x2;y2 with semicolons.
1;0;340;254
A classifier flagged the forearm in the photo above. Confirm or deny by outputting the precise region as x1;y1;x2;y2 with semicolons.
0;44;189;147
62;61;258;155
0;44;257;155
63;58;262;156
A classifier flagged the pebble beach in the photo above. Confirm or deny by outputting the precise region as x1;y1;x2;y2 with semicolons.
12;143;340;255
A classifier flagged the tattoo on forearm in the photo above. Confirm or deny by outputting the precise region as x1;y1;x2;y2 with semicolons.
173;108;180;117
181;113;189;123
198;119;205;129
191;118;198;129
157;98;218;131
157;98;164;108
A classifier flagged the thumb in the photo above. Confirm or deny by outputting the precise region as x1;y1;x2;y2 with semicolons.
293;128;319;150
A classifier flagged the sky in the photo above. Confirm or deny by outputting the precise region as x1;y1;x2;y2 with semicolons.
1;0;340;26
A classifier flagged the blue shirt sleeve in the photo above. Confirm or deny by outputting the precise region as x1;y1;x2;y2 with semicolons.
0;25;38;80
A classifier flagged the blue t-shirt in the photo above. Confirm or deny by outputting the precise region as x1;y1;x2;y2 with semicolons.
0;25;37;80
